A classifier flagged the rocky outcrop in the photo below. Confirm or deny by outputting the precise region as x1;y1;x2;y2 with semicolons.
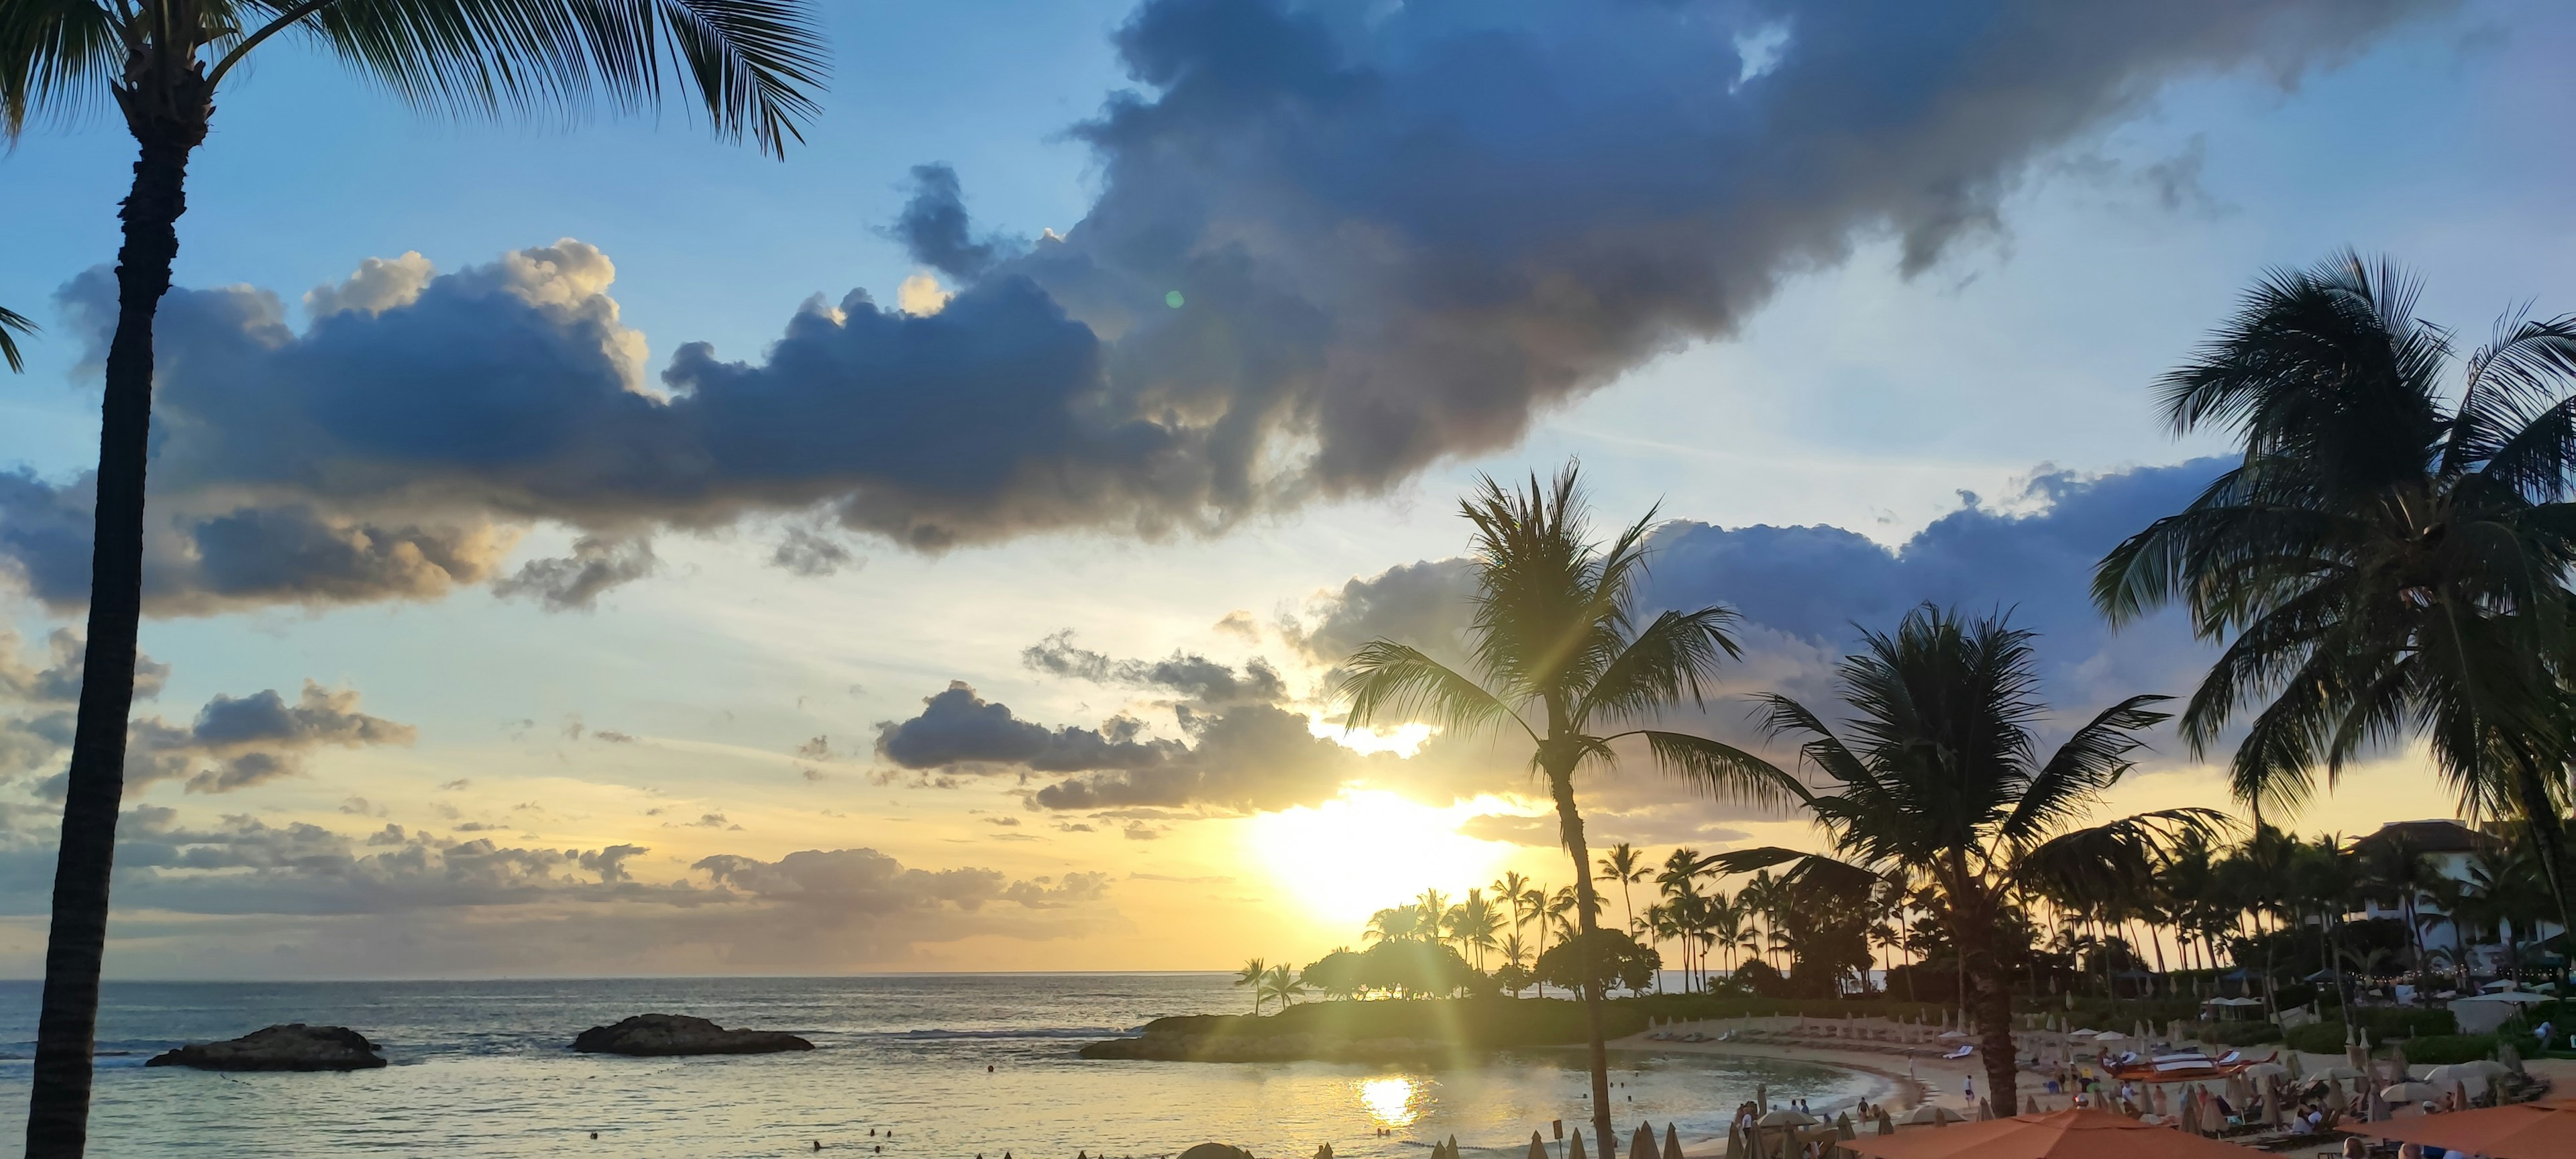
571;1013;814;1056
146;1024;387;1071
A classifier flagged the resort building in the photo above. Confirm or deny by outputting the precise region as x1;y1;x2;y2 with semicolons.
2350;819;2565;977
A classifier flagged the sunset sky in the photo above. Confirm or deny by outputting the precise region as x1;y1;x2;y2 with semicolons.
4;0;2573;978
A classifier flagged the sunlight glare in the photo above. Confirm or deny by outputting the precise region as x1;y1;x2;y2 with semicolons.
1250;790;1517;926
1356;1077;1421;1127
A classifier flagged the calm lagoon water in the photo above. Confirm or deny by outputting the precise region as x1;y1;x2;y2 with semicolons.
0;975;1881;1158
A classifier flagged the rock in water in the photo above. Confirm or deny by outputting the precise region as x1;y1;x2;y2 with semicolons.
1177;1146;1254;1159
146;1024;386;1071
571;1013;814;1056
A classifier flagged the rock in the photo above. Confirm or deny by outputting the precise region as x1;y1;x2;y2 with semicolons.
571;1013;814;1056
1177;1146;1255;1159
145;1024;386;1071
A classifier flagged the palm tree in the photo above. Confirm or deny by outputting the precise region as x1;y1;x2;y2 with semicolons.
1453;889;1504;970
2094;252;2576;938
1417;888;1452;949
0;305;34;372
1236;958;1270;1014
1338;465;1796;1148
2462;845;2551;983
2359;832;2441;986
1708;604;2221;1109
4;7;824;1152
1495;870;1536;942
1654;847;1702;989
1599;842;1649;934
1365;905;1425;944
1258;964;1306;1011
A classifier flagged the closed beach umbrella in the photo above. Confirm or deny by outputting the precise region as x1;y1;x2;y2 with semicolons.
1662;1122;1681;1159
2023;1097;2040;1115
1569;1128;1587;1159
1529;1132;1548;1159
1629;1123;1655;1159
2351;1095;2576;1158
1757;1110;1817;1128
1837;1108;2286;1158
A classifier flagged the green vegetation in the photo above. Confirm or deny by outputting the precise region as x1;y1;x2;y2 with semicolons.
2096;252;2576;945
0;305;33;374
1707;605;2218;1107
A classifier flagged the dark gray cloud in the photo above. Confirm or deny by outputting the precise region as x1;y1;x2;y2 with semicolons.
1022;629;1287;706
9;680;416;798
769;527;857;576
873;681;1180;773
493;535;657;611
1;0;2434;614
694;847;1107;912
1299;458;2229;747
891;163;1013;280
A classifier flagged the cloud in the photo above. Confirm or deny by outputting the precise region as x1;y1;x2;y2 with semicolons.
769;527;857;577
873;681;1181;773
694;847;1109;912
1;1;2434;614
27;681;419;797
1021;629;1287;706
1299;458;2229;757
493;535;657;611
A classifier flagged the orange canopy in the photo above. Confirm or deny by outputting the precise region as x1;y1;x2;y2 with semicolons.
1837;1109;2260;1159
2349;1096;2576;1158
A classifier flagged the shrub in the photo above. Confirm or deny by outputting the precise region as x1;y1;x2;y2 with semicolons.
2197;1022;2284;1047
2286;1021;2348;1055
2399;1034;2499;1066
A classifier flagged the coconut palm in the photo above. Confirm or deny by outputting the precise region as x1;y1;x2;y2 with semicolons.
0;306;34;372
1235;958;1270;1013
1452;888;1505;970
1495;870;1536;941
1258;964;1306;1011
1599;842;1649;933
1364;905;1424;944
2094;252;2576;935
4;5;824;1152
2359;831;2442;986
1707;604;2222;1109
1338;465;1796;1149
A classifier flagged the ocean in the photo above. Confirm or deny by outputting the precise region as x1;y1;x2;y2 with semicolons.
0;975;1883;1157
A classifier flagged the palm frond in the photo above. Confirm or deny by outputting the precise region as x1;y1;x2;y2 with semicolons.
2014;808;2230;900
1998;694;2171;847
1336;640;1532;743
1574;605;1740;729
0;305;34;372
0;0;118;139
221;0;824;157
1630;730;1809;809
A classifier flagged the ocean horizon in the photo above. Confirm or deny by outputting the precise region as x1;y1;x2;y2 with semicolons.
0;974;1881;1157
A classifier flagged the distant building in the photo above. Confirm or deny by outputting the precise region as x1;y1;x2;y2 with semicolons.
2348;818;2564;977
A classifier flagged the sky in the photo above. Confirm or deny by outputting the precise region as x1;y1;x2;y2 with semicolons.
0;0;2571;979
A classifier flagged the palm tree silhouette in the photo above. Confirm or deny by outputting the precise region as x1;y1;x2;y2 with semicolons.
2096;252;2576;938
1708;604;2220;1111
1599;843;1648;934
1340;465;1795;1148
1258;964;1306;1011
0;307;34;372
3;7;824;1150
1236;958;1271;1014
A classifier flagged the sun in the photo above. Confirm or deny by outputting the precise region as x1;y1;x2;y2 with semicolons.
1247;789;1522;928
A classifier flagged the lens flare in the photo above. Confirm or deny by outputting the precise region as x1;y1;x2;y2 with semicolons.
1358;1076;1420;1126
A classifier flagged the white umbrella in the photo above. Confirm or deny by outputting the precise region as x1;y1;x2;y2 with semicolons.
2382;1081;2441;1103
1755;1110;1815;1128
1898;1105;1959;1125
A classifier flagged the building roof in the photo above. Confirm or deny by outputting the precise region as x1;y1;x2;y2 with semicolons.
2348;819;2494;857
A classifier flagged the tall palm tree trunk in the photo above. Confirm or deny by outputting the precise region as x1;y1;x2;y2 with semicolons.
1547;762;1613;1150
28;85;207;1158
1952;873;2017;1111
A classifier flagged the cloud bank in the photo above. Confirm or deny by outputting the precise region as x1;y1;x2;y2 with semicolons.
3;0;2434;613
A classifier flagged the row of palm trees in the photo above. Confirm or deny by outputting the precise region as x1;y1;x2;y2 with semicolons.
1338;255;2576;1135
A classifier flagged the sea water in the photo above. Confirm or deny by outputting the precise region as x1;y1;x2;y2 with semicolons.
0;975;1882;1157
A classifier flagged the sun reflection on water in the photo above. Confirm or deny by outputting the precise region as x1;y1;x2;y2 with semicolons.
1357;1077;1422;1127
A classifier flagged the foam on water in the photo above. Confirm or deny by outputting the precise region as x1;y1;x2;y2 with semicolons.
0;975;1882;1158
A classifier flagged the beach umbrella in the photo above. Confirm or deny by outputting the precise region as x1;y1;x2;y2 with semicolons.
2383;1081;2440;1104
1756;1110;1817;1128
2351;1095;2576;1158
1629;1123;1655;1159
1837;1108;2286;1158
2284;1051;2302;1082
1756;1083;1768;1113
1528;1132;1548;1159
1976;1098;1995;1121
1834;1114;1854;1142
1568;1128;1587;1159
1875;1109;1896;1136
1900;1106;1960;1126
1661;1123;1680;1159
2023;1097;2041;1115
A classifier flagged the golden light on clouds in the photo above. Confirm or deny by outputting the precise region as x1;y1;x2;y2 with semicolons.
1248;789;1519;927
897;271;951;315
1310;719;1436;757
